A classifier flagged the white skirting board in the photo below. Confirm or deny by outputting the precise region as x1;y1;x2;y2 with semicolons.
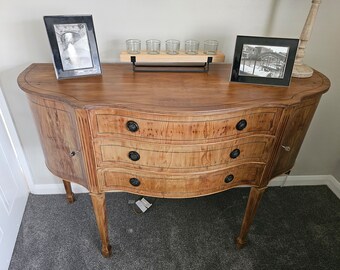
30;175;340;199
268;175;340;199
31;183;89;194
268;174;340;199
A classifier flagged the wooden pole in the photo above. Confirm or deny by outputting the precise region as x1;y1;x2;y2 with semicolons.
292;0;321;78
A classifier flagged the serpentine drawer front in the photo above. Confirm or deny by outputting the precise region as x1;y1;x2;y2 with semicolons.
18;63;330;257
90;107;282;142
93;136;273;171
98;164;265;197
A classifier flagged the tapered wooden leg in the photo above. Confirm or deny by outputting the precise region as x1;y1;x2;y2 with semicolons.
235;186;267;249
90;192;112;257
62;180;75;203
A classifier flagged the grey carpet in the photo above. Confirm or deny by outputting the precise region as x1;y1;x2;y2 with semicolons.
9;186;340;270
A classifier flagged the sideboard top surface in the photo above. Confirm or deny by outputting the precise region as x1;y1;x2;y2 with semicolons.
18;63;330;114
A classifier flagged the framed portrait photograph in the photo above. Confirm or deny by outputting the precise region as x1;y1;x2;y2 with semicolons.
44;15;101;79
230;36;299;86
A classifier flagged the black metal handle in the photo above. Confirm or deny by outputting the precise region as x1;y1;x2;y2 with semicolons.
224;174;234;183
230;149;240;159
236;119;247;131
128;151;140;161
126;121;139;132
129;178;140;187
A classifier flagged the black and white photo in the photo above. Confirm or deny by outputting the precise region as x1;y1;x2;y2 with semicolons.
231;36;299;86
239;45;289;79
54;23;93;71
44;15;101;79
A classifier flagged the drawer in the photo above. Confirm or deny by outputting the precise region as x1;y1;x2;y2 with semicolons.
90;107;282;142
98;164;264;198
93;136;274;172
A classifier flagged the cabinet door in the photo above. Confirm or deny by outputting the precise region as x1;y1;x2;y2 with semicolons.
271;96;321;177
28;97;87;187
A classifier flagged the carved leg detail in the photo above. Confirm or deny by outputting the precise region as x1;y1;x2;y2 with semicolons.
90;192;112;257
235;186;267;249
62;180;75;203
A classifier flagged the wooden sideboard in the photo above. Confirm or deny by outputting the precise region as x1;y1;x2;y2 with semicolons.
18;63;330;257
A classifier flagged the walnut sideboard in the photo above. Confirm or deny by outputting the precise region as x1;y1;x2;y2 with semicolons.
18;63;330;257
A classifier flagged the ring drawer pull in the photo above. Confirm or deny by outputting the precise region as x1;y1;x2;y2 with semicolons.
224;174;234;183
126;120;139;132
230;148;240;159
128;151;140;161
129;178;140;187
236;119;247;131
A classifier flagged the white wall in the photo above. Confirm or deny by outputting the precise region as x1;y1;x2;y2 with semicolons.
0;0;339;187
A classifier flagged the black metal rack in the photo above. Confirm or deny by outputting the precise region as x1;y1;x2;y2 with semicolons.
130;56;213;73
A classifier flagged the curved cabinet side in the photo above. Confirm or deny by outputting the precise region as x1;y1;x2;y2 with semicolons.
27;95;88;188
271;95;321;178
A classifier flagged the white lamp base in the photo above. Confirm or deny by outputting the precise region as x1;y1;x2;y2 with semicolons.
292;64;314;78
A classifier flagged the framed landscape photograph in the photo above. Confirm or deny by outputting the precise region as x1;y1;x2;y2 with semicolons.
44;15;101;79
230;36;299;86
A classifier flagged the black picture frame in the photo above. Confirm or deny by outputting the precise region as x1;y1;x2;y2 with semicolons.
230;36;299;86
43;15;101;80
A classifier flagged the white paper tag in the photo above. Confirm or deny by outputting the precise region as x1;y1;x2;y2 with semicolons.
135;200;148;213
141;198;152;208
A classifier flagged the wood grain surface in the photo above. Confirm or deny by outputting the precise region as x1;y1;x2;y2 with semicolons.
18;63;330;112
17;63;330;256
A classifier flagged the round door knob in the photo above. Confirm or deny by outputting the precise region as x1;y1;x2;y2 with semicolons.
236;119;247;131
129;178;140;187
69;150;80;157
230;148;240;159
224;174;234;183
128;151;140;161
126;121;139;132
